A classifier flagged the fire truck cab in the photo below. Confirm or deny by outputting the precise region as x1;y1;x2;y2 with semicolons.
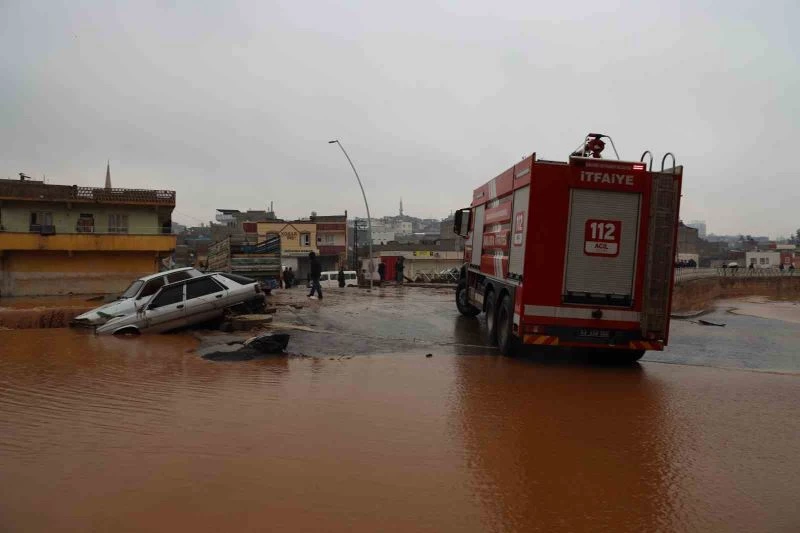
453;134;683;362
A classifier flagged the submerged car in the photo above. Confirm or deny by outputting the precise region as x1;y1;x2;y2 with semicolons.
96;272;265;335
71;267;203;327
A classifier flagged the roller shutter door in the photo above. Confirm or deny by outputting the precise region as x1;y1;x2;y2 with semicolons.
563;189;641;305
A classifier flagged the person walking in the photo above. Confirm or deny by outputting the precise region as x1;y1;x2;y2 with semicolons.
338;267;346;288
377;262;386;281
282;267;290;289
287;267;294;288
396;256;405;284
307;252;323;300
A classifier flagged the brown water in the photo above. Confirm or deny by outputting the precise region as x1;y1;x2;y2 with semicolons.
1;329;799;532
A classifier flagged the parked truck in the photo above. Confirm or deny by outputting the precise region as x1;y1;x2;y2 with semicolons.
207;235;281;287
453;133;683;362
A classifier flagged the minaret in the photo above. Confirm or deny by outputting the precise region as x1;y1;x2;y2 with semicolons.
399;197;404;217
104;161;111;189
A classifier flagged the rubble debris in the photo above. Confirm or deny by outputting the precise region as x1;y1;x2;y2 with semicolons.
202;333;290;361
698;319;726;327
230;314;273;331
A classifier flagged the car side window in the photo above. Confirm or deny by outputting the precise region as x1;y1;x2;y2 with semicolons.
186;277;224;300
138;277;166;299
167;271;192;283
149;284;184;309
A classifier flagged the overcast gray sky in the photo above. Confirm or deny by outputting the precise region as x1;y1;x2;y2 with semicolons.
2;0;798;237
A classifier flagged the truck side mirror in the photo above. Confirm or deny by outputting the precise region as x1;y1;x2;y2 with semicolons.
453;208;471;238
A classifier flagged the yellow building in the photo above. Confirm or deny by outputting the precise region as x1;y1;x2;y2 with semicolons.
0;175;176;297
257;221;318;278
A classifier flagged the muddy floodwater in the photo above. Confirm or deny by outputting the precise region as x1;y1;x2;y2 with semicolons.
1;289;799;532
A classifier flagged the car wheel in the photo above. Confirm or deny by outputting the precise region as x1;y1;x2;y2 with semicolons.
456;279;480;317
113;327;140;337
496;293;518;356
485;289;498;346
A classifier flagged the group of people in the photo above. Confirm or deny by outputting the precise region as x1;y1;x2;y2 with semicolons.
280;267;295;289
292;251;411;302
375;256;404;282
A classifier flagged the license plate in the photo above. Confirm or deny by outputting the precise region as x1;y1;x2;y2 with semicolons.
577;329;611;339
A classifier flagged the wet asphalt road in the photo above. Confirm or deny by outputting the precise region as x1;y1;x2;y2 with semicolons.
267;286;800;373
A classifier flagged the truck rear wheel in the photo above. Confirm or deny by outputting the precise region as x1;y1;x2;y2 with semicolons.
485;289;498;345
496;293;518;356
618;349;645;363
456;280;480;317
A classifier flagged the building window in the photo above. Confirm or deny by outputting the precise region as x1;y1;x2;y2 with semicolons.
76;213;95;233
300;233;311;246
750;258;757;265
760;257;769;265
29;211;53;232
324;234;335;244
109;214;129;234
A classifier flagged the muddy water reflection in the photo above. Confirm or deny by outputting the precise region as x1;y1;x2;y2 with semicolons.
454;358;672;531
1;329;798;532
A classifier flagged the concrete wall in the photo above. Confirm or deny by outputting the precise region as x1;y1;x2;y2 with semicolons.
672;276;800;313
0;250;159;297
0;202;165;233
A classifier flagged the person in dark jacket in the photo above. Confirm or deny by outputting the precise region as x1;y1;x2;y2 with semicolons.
307;252;323;300
377;262;386;281
396;256;405;283
338;267;346;288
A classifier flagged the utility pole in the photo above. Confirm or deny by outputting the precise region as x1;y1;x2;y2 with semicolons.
353;218;359;270
329;140;373;290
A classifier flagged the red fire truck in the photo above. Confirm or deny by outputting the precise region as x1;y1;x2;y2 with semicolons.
453;133;683;362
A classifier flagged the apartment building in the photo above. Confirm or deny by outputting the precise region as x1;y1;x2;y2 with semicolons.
0;175;176;296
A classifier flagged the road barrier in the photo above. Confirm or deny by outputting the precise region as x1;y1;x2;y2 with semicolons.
675;267;797;283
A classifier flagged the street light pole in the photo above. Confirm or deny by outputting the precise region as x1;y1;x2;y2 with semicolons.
329;140;373;291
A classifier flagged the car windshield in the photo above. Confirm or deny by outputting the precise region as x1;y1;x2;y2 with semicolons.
119;280;144;299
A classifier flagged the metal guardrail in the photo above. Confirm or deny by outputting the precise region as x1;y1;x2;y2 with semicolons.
674;267;798;282
413;269;459;283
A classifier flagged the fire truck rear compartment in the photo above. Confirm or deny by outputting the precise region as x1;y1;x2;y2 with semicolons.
563;189;641;307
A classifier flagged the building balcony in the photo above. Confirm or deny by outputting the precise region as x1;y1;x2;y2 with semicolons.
0;232;176;252
318;245;346;256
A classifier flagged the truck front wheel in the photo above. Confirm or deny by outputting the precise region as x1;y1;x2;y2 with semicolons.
496;293;518;356
456;280;480;317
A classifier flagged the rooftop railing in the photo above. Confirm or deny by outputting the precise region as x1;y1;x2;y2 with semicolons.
0;181;176;206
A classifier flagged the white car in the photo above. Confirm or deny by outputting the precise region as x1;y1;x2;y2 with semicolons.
71;267;203;327
96;272;265;335
306;271;359;289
